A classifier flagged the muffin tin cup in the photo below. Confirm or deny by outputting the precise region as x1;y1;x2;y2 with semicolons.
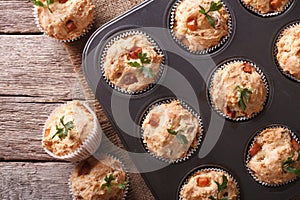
273;21;300;83
32;5;94;43
239;0;294;17
69;154;129;200
178;166;241;200
99;29;166;95
208;58;270;122
169;0;233;55
140;98;204;164
245;124;300;187
42;101;102;162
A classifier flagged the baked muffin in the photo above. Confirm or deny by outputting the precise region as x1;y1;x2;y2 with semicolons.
210;61;267;119
241;0;290;14
33;0;94;41
180;169;239;200
276;24;300;81
70;155;127;200
42;100;101;160
142;100;202;161
103;34;163;92
247;127;300;185
172;0;230;52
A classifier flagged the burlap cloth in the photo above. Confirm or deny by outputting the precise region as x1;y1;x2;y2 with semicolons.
63;0;155;199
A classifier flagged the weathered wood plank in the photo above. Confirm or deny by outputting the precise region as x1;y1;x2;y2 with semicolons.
0;0;40;33
0;35;77;101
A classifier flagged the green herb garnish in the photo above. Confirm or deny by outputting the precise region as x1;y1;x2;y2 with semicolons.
282;151;300;176
167;129;188;144
208;175;229;200
235;86;252;111
101;173;129;192
51;116;74;139
32;0;54;13
199;1;223;28
128;52;154;78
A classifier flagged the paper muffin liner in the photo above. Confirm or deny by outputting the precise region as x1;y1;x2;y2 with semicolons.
178;166;241;200
245;124;300;187
99;29;166;95
273;21;300;83
168;0;233;55
69;154;129;200
208;58;270;122
42;101;102;162
239;0;294;17
32;3;94;43
139;98;204;164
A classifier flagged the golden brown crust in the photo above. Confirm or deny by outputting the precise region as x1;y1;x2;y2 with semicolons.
36;0;94;40
242;0;290;14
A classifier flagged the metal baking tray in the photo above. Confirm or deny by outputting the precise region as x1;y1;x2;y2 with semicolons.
82;0;300;199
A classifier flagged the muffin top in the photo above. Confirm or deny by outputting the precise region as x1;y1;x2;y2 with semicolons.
71;156;127;200
276;24;300;80
242;0;290;14
35;0;94;41
43;100;95;156
210;61;267;119
180;170;239;200
103;34;163;92
173;0;229;52
142;100;201;161
247;127;300;185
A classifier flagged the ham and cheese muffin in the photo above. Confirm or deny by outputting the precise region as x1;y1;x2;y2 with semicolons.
180;169;239;200
247;127;300;185
172;0;230;52
241;0;290;15
34;0;94;41
70;155;127;200
210;60;267;120
276;24;300;81
103;34;163;93
142;100;202;161
42;100;102;161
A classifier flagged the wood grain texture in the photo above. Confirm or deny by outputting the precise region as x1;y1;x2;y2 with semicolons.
0;162;74;200
0;0;40;33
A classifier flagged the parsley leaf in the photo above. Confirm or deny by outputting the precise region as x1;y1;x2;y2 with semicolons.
51;116;74;139
282;153;300;177
235;86;252;111
101;174;128;193
167;129;188;144
199;1;223;28
127;52;154;78
209;175;229;200
32;0;54;13
116;180;129;190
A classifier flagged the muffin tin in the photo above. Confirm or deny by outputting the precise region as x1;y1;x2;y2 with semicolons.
82;0;300;199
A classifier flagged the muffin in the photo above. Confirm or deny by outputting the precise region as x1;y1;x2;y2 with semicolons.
172;0;230;52
247;127;300;185
33;0;95;41
142;100;202;161
42;100;102;161
241;0;290;14
276;24;300;81
210;60;267;120
70;155;127;200
103;34;163;93
180;169;239;200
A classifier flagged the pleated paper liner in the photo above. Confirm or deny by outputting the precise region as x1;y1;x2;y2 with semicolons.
99;29;166;95
178;165;241;200
245;124;300;187
69;154;129;200
208;58;270;122
273;21;300;83
139;97;204;164
42;101;102;162
32;2;94;43
168;0;233;55
239;0;294;17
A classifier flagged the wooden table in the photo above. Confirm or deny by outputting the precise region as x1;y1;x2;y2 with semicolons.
0;0;153;199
